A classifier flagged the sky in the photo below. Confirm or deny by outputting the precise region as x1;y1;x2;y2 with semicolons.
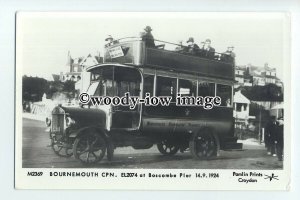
17;12;288;80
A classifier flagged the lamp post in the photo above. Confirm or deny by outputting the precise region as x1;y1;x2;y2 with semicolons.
258;105;262;144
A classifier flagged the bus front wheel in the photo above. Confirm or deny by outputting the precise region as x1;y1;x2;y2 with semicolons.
73;132;107;165
189;129;218;160
51;138;73;157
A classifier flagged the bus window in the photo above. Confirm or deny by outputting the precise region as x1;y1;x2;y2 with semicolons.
114;68;141;97
156;76;177;102
144;74;154;96
116;81;140;97
92;67;114;96
91;66;141;97
106;80;115;96
198;82;215;97
216;84;232;107
178;79;197;96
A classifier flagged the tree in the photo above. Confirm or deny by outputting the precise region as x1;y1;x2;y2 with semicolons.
241;83;283;101
63;80;76;99
63;80;75;92
23;74;78;102
22;76;48;101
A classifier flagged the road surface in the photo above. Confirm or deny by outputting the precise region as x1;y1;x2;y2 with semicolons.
22;118;283;169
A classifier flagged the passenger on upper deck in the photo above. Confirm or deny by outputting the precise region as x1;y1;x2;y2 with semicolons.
200;41;206;49
174;40;185;52
204;39;215;58
186;37;200;54
228;46;236;58
196;41;206;57
105;35;114;47
221;46;236;62
105;35;119;47
141;26;156;48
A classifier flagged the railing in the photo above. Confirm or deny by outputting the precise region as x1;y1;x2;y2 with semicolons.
110;37;235;64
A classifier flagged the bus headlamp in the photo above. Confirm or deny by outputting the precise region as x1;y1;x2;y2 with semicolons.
66;117;75;127
45;117;51;127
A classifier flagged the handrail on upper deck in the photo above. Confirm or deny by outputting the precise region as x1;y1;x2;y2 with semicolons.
109;37;235;64
114;37;142;43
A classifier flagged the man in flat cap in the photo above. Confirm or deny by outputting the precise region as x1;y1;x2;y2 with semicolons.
186;37;200;54
141;26;156;48
105;35;114;47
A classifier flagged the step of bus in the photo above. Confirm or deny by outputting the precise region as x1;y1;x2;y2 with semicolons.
223;142;243;150
224;136;238;143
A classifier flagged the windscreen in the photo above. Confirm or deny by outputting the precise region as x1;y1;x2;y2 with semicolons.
88;65;141;97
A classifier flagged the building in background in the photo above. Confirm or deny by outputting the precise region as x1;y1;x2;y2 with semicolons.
270;103;284;119
234;63;282;88
234;66;245;85
233;90;255;127
58;51;103;93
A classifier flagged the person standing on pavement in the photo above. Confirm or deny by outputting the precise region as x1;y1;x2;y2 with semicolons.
265;116;275;155
269;116;278;157
275;117;284;161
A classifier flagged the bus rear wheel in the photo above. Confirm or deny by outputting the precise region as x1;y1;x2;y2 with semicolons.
73;132;107;165
189;129;218;160
157;140;179;155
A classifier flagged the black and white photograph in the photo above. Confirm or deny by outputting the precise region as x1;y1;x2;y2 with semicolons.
15;12;290;190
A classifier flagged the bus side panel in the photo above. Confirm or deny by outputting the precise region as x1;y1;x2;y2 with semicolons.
145;48;234;80
141;105;233;141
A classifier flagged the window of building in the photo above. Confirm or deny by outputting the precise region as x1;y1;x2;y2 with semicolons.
216;84;232;107
236;103;247;111
178;79;197;96
156;76;177;102
236;103;242;111
198;82;215;97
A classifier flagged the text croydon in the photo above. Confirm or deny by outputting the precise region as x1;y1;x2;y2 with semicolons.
79;92;222;109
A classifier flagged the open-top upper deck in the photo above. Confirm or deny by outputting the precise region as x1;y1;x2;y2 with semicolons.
103;37;235;81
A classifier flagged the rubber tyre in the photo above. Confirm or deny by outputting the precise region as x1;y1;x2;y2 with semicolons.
73;132;107;164
157;139;180;155
189;129;218;160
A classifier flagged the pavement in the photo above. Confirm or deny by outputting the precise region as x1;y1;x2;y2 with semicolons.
22;117;283;169
22;112;46;122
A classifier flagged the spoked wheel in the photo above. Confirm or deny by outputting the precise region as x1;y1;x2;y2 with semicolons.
51;138;73;157
73;133;107;164
189;129;218;160
157;140;179;155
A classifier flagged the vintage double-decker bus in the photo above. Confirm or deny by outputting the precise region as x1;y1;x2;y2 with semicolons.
49;37;242;164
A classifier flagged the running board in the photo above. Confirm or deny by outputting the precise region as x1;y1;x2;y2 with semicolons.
222;136;243;150
223;142;243;150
